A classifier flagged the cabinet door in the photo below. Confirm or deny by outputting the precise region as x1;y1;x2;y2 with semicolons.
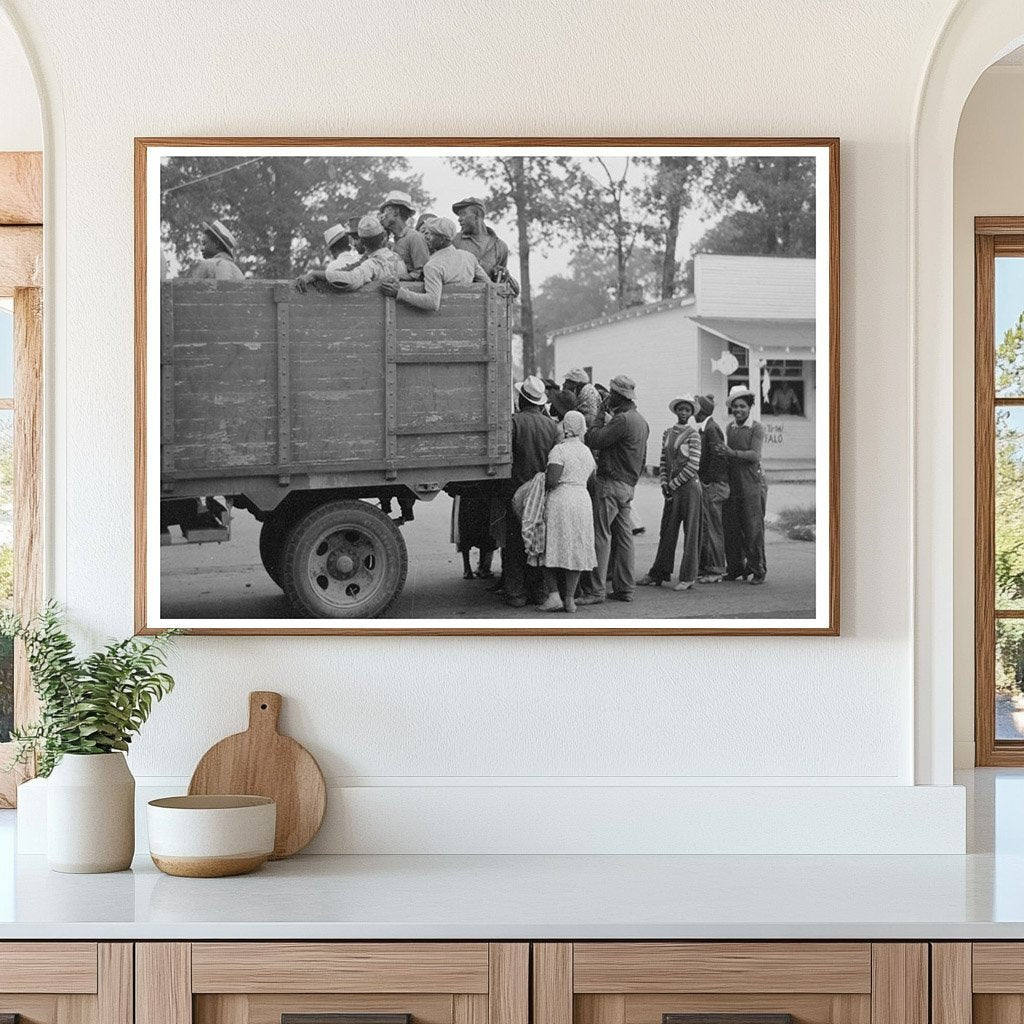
943;943;1024;1024
0;943;131;1024
533;944;928;1024
137;943;528;1024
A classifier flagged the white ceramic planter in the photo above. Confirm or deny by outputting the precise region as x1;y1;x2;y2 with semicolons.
46;752;135;873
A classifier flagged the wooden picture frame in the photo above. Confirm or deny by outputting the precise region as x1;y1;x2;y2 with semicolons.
135;137;839;636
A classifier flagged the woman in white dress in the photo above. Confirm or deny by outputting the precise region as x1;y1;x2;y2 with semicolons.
537;411;597;613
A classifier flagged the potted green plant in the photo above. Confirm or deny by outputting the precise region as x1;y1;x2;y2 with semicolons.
1;603;179;873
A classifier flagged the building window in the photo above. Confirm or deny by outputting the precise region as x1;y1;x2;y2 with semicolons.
975;219;1024;765
726;342;806;416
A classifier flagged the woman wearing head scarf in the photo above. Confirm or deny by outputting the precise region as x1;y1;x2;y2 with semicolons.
537;410;597;613
718;385;768;584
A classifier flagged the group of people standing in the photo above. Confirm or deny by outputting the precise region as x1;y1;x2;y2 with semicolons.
639;385;768;593
455;372;769;615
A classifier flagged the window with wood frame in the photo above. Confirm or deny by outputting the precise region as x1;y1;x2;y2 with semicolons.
976;218;1024;765
0;151;43;805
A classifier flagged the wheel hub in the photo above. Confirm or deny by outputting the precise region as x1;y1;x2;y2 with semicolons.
327;550;356;579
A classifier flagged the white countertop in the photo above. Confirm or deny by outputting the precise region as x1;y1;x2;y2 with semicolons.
2;769;1022;941
3;850;1024;940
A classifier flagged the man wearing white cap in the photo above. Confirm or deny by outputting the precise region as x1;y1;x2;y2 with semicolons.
379;190;429;281
294;221;362;293
380;217;489;311
324;215;405;290
189;219;245;281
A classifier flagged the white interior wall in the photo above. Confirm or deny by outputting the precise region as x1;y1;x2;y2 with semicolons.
0;0;981;852
952;65;1024;767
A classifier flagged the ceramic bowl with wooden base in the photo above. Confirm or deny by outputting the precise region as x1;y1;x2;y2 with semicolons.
147;795;276;877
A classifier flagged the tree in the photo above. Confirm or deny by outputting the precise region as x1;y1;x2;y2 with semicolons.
637;156;701;298
532;248;661;375
160;156;430;278
574;157;648;310
996;312;1024;614
693;156;816;256
445;156;577;375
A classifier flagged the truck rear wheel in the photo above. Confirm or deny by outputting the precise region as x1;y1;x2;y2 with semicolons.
281;500;408;618
259;517;290;589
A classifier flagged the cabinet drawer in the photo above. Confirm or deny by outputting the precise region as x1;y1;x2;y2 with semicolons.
533;944;926;1024
0;942;99;993
0;943;130;1024
139;943;528;1024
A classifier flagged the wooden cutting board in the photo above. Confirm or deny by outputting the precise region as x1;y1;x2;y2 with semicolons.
188;691;326;859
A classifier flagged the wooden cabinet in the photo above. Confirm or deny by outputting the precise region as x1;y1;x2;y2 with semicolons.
532;944;928;1024
136;944;528;1024
0;943;132;1024
932;943;1024;1024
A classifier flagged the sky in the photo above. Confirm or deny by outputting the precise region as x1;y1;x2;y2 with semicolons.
996;256;1024;340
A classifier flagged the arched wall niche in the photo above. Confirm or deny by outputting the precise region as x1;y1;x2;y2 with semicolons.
913;1;1024;785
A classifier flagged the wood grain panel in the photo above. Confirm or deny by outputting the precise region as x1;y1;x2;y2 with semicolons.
972;944;1024;992
192;944;489;994
931;944;971;1024
0;226;42;294
0;994;59;1024
453;995;487;1024
870;945;927;1024
488;944;528;1024
974;995;1024;1024
622;993;870;1024
576;995;625;1024
136;943;192;1024
0;153;42;225
0;943;97;993
534;945;572;1024
241;994;454;1024
56;992;95;1024
98;944;133;1024
573;944;872;994
194;995;249;1024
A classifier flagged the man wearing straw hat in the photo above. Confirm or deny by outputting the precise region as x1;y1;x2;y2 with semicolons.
577;374;650;605
189;219;244;281
380;190;430;281
502;375;560;608
294;220;362;293
639;395;703;592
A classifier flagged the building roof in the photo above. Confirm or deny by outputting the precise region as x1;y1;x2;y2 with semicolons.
690;316;816;354
548;294;695;339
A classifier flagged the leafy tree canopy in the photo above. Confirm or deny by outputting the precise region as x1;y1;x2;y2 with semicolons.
161;156;431;278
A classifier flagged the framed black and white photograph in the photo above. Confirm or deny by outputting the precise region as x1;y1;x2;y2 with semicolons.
135;137;839;635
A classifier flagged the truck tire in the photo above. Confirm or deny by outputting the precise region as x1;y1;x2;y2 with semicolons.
281;500;408;618
259;517;290;589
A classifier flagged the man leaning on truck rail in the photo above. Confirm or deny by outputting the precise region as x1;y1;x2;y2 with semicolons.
451;196;520;297
379;190;430;281
379;217;489;311
322;215;405;290
294;220;362;293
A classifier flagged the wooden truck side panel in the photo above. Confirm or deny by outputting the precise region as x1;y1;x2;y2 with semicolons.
161;280;512;507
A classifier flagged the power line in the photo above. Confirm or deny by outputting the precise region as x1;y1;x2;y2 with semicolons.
161;157;264;196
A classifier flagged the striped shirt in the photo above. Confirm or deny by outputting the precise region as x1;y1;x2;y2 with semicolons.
659;422;702;491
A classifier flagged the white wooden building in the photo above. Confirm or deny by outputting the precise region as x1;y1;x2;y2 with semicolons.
549;254;817;479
